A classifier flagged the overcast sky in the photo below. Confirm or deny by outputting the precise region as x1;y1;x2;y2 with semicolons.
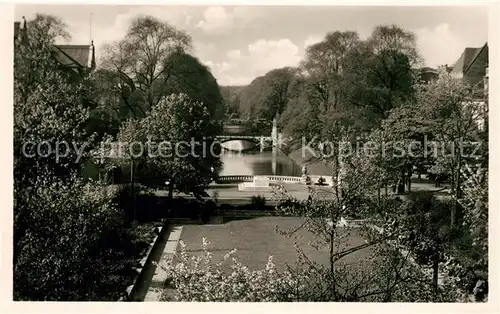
15;5;489;86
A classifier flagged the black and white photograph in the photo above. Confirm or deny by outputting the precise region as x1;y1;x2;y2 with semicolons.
5;1;496;307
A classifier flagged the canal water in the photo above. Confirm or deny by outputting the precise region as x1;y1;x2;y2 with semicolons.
219;145;302;176
219;125;302;176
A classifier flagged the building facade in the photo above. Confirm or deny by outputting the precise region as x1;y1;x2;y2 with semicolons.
450;43;488;92
449;43;489;131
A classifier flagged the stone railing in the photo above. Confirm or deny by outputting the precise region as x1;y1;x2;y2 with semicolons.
266;175;302;183
216;175;335;185
217;175;304;184
215;135;272;141
216;175;254;183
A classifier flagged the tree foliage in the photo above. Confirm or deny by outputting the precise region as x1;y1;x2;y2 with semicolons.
99;16;224;127
115;94;222;197
343;25;419;126
302;31;361;112
13;12;488;302
13;14;145;301
238;67;297;121
273;25;421;147
100;16;192;118
13;13;98;205
445;165;488;300
159;52;226;121
418;73;485;226
14;176;132;300
220;85;244;118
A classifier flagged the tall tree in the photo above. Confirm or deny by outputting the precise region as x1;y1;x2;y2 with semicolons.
381;192;458;298
115;94;222;199
159;51;226;122
90;68;133;127
345;25;420;125
418;73;484;226
14;176;127;300
238;67;297;121
376;100;435;193
100;16;191;118
15;14;70;106
302;31;361;112
279;88;322;141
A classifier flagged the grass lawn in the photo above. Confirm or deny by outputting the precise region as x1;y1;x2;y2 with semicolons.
176;217;374;271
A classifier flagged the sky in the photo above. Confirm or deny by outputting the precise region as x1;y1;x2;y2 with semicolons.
15;5;489;86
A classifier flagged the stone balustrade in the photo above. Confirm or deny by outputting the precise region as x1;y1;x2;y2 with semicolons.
216;175;254;183
215;135;272;141
216;175;333;185
266;176;302;183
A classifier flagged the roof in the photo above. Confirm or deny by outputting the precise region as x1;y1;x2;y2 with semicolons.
14;19;96;71
55;45;93;68
463;43;488;75
450;47;482;75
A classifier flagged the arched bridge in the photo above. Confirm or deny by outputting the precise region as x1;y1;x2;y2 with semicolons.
217;116;281;151
215;134;282;152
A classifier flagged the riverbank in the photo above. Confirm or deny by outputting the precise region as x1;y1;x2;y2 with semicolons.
286;146;333;176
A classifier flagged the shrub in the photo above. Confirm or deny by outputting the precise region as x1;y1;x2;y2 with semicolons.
162;238;304;301
14;177;136;301
250;195;267;210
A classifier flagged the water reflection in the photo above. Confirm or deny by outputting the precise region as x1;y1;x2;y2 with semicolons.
220;139;257;151
219;141;301;176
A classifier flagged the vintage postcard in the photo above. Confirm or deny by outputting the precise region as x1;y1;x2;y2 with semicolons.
2;1;498;313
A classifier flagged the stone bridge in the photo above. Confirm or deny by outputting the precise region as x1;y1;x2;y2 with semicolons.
217;116;280;151
215;134;278;152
